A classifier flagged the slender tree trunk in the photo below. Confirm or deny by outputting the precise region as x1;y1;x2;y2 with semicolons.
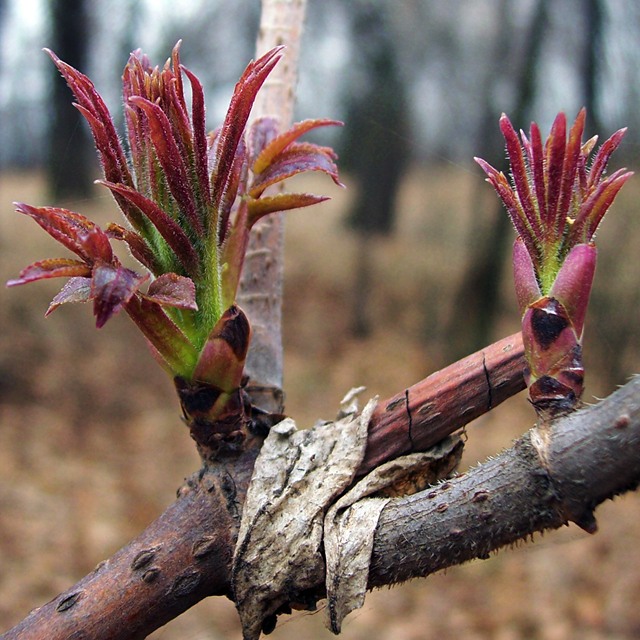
583;0;604;135
238;0;308;413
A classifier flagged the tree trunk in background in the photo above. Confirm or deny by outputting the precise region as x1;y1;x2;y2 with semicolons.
340;1;410;337
445;0;549;360
47;0;94;200
583;0;604;136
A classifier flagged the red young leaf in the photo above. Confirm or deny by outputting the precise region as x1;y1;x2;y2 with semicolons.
127;96;203;236
105;223;161;274
145;273;198;310
252;118;343;174
45;50;133;191
248;145;341;198
500;114;538;237
98;181;200;277
90;264;148;328
46;276;92;315
211;47;283;218
553;108;585;235
14;203;113;263
7;258;91;286
182;65;212;208
543;112;567;228
247;193;330;226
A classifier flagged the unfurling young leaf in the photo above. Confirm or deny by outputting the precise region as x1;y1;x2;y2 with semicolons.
476;109;632;420
8;43;342;433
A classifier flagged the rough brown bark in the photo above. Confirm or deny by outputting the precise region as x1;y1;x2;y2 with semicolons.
1;450;258;640
369;375;640;587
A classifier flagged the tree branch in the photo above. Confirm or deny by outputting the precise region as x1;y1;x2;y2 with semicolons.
369;376;640;588
0;333;524;640
4;339;639;640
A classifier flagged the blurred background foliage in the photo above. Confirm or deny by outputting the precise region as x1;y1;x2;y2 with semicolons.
1;1;640;638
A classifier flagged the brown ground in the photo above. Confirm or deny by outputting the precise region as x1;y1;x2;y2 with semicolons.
1;169;639;640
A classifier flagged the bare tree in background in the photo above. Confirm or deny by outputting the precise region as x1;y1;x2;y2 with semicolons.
47;0;93;199
583;0;604;135
339;1;410;337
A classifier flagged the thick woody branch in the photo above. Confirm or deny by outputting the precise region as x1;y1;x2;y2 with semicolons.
1;449;258;640
0;334;525;640
369;376;640;588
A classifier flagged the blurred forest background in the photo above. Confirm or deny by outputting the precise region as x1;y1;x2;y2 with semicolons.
1;1;640;639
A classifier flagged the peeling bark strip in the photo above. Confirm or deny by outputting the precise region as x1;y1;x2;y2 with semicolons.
369;376;640;589
232;399;377;640
324;437;464;634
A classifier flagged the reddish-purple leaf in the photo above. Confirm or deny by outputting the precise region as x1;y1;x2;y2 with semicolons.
182;65;212;208
7;258;90;287
211;47;283;216
144;273;198;310
247;117;280;166
588;127;627;189
528;122;547;229
247;193;330;226
248;145;341;198
90;264;148;328
499;114;538;238
79;225;116;263
106;223;161;274
554;108;585;235
475;158;540;263
128;96;203;236
252;119;343;174
543;112;567;228
570;169;633;244
46;50;132;189
14;203;112;263
46;276;92;315
218;138;248;244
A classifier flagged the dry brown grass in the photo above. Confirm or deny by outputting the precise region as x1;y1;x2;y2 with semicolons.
1;168;639;639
